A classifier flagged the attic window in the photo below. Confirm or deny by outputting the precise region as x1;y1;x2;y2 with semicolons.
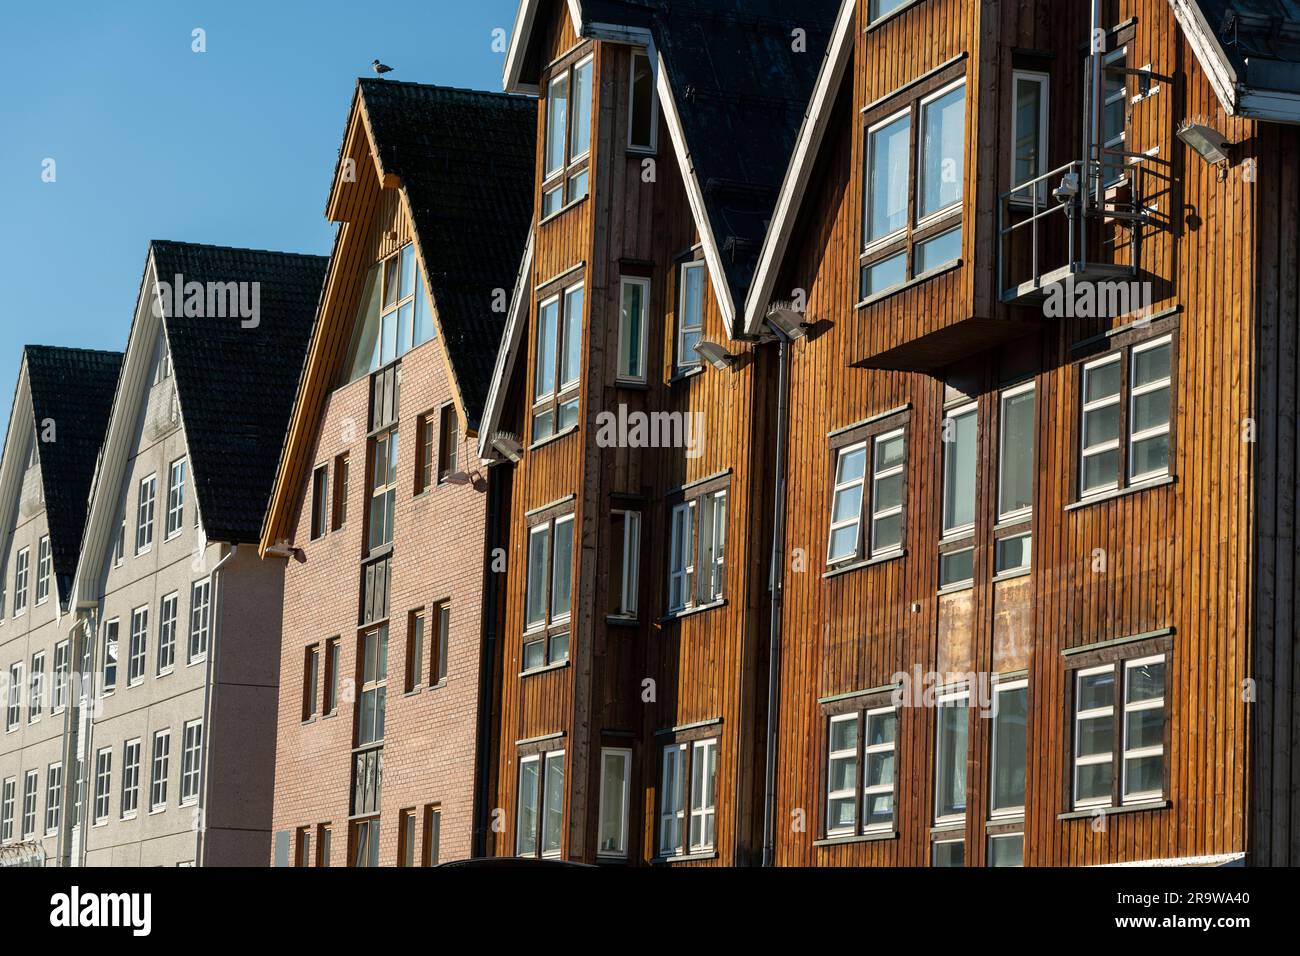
542;53;594;219
342;243;435;385
628;50;658;152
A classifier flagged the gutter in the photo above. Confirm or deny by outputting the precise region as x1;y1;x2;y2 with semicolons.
472;459;507;858
194;543;238;867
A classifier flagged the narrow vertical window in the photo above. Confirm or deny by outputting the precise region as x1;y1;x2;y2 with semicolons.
416;413;434;493
0;778;13;841
28;652;44;722
151;730;170;810
628;50;658;151
676;262;705;372
1072;665;1116;809
180;719;203;804
398;808;417;866
667;501;695;612
368;430;398;551
689;738;718;852
102;621;118;693
542;55;593;216
310;464;329;539
933;687;970;823
45;763;62;834
422;805;441;866
324;637;340;714
357;626;389;746
14;547;29;613
610;510;641;619
918;82;966;221
157;592;178;674
120;739;141;818
1128;337;1172;482
332;453;349;530
35;535;51;603
522;512;573;671
166;457;187;537
870;430;905;556
989;680;1028;817
136;474;157;553
941;404;978;537
405;612;424;694
22;769;38;837
128;606;148;685
515;748;565;858
516;754;540;856
597;748;631;858
93;747;112;823
52;640;69;712
303;644;320;719
1010;71;1050;205
188;578;211;662
542;751;565;857
438;404;459;483
618;277;649;382
431;601;450;685
825;714;859;836
1122;656;1165;803
1080;354;1123;495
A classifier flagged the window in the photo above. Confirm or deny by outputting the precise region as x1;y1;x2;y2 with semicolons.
399;808;417;866
14;547;28;614
165;458;186;537
318;824;332;867
1097;45;1130;184
324;637;340;715
988;832;1024;867
93;747;112;823
113;517;125;566
628;49;658;151
868;0;910;23
1079;334;1173;497
934;686;970;823
676;262;705;372
541;54;593;217
375;244;430;367
516;749;565;858
0;778;13;842
310;464;329;539
153;338;171;384
523;512;573;672
1072;651;1166;810
21;770;37;838
610;510;641;619
303;644;320;720
35;535;51;603
990;679;1028;817
121;739;141;818
827;422;908;567
136;474;157;552
5;662;20;730
861;75;966;298
188;578;211;662
668;488;727;613
825;706;896;836
405;612;423;694
52;640;69;712
357;627;388;745
415;414;434;494
597;748;631;858
618;277;650;382
429;601;450;686
180;719;202;804
297;826;314;867
157;592;178;674
438;404;459;483
28;651;44;722
939;402;977;588
422;805;441;866
995;382;1036;576
151;730;170;810
1010;71;1050;204
126;607;147;685
102;620;118;693
659;737;718;856
351;818;381;868
332;453;349;530
932;838;965;867
368;430;398;551
532;282;584;443
45;763;62;834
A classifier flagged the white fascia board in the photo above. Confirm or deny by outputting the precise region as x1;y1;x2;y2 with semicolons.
477;235;535;461
1168;0;1241;116
504;0;543;94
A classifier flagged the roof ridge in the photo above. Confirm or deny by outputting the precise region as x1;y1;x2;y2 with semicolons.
357;76;534;105
149;239;329;260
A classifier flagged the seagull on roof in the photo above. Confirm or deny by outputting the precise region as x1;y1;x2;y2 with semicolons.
372;59;394;77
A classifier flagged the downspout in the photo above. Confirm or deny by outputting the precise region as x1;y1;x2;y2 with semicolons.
472;459;506;859
64;606;97;868
761;326;792;867
194;543;237;867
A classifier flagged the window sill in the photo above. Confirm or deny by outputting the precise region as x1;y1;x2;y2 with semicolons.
864;0;926;33
614;378;650;391
856;259;962;310
930;821;966;836
149;806;166;816
538;193;589;227
626;147;657;159
668;366;704;386
187;657;206;668
605;615;640;628
157;668;174;678
1058;800;1169;821
529;425;579;452
937;580;974;596
1065;474;1175;512
519;659;571;679
658;599;726;624
813;829;897;847
652;850;718;864
823;549;906;580
402;687;423;699
428;680;448;691
992;567;1031;584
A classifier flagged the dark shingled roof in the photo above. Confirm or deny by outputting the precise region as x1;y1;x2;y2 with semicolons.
580;0;839;326
150;240;328;544
25;345;123;606
1193;0;1300;87
357;79;537;428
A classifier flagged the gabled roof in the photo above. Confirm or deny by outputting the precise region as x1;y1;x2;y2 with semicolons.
0;346;122;608
1171;0;1300;121
504;0;838;335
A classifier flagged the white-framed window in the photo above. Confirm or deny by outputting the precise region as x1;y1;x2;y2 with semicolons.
13;547;28;614
597;747;632;858
668;489;727;613
617;276;650;383
157;592;178;674
1122;656;1166;803
28;651;44;722
610;510;641;619
153;337;171;385
933;686;970;824
1080;353;1122;495
516;749;565;858
658;736;718;856
628;49;658;152
532;282;584;443
52;640;69;712
367;429;398;552
918;80;966;222
1010;70;1050;205
868;0;911;23
4;662;20;731
932;837;965;867
21;769;37;838
357;626;388;745
988;832;1024;867
659;744;684;856
165;457;187;538
675;262;706;372
102;619;119;693
151;730;170;810
1100;46;1129;160
310;464;329;539
136;474;157;553
825;713;859;836
864;107;911;252
35;535;51;604
1079;334;1172;497
1128;337;1173;483
998;382;1036;522
113;516;126;567
1073;664;1116;809
45;763;62;834
541;54;593;217
180;719;202;805
188;578;210;663
121;738;141;818
128;606;148;685
827;427;907;567
989;679;1028;817
941;402;978;538
93;747;112;824
0;777;14;842
377;243;433;367
522;513;574;671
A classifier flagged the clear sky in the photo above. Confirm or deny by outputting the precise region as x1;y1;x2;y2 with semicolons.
0;0;519;443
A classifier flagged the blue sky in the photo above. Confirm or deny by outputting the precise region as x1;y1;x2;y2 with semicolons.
0;0;518;441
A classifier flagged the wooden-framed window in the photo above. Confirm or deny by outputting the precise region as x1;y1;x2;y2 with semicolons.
405;610;424;694
415;413;434;494
398;808;418;866
13;547;27;614
860;68;967;300
617;276;650;383
157;592;178;675
350;817;381;868
1068;639;1168;811
332;453;349;530
610;509;641;619
296;826;314;867
1078;331;1174;499
939;398;977;589
532;281;584;443
367;429;398;552
826;410;909;568
988;831;1024;867
127;605;148;685
310;464;329;539
675;261;706;372
35;535;51;604
523;503;574;672
429;600;450;686
658;734;718;857
323;637;340;715
1010;70;1051;205
823;697;897;838
597;747;632;858
438;403;459;483
628;49;658;152
541;52;594;218
356;626;388;746
932;836;965;867
516;747;565;858
165;457;187;538
303;643;320;720
422;804;441;866
317;823;332;866
136;474;157;553
666;477;729;614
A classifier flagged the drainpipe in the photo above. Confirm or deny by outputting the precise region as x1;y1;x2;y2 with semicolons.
1086;0;1103;212
761;325;792;867
194;543;237;867
63;606;96;868
472;459;506;859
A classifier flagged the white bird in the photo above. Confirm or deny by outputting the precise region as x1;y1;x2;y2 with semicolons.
372;59;395;76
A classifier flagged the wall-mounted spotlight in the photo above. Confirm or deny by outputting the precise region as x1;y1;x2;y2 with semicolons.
694;340;739;372
490;431;522;463
1177;119;1232;166
765;302;811;340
